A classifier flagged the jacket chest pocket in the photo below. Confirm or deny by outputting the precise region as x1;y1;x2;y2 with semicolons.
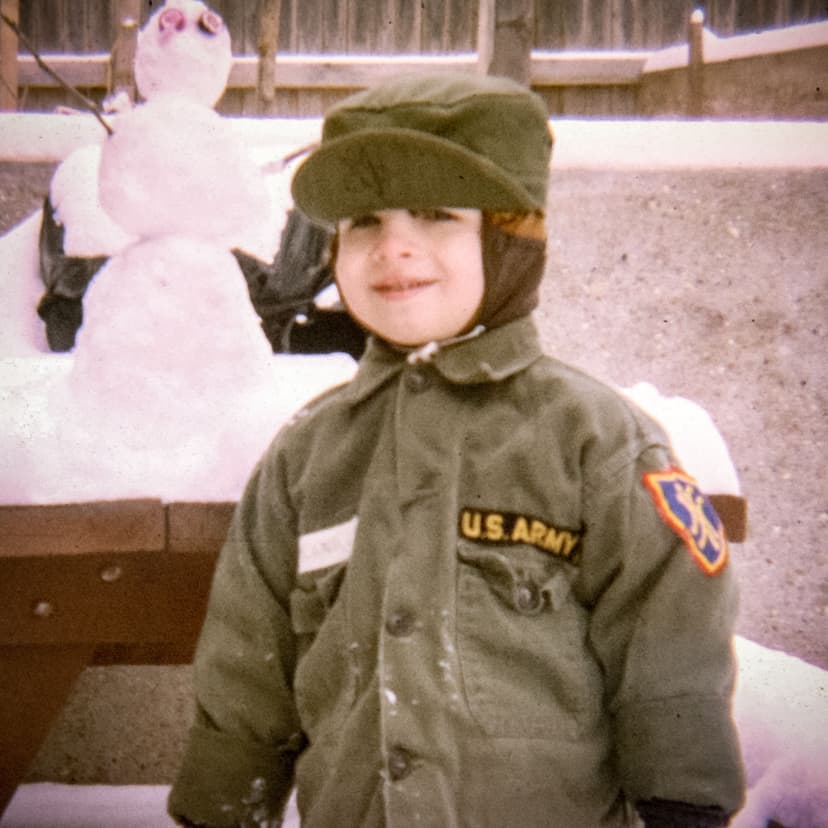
455;541;604;740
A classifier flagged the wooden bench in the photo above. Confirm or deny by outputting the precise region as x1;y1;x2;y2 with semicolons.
0;499;234;818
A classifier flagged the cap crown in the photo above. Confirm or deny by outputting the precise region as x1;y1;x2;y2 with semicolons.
292;72;553;223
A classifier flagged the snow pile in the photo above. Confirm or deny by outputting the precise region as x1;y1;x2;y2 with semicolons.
622;381;742;496
0;0;354;503
0;214;49;355
49;143;136;256
732;637;828;827
644;19;828;74
0;785;299;828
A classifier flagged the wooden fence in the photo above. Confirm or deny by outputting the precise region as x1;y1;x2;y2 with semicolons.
2;0;826;115
15;0;828;54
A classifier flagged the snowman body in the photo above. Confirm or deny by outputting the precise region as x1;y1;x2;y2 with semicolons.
60;91;285;499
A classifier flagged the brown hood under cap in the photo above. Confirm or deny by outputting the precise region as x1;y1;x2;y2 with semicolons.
475;210;547;332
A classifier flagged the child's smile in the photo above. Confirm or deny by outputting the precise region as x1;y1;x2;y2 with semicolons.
371;274;439;301
336;208;484;347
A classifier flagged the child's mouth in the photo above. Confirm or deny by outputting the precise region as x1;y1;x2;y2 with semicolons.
373;277;436;300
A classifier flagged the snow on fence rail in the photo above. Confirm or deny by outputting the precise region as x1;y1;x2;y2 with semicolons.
2;112;828;170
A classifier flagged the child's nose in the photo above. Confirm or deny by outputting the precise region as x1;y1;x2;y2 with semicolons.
372;213;418;260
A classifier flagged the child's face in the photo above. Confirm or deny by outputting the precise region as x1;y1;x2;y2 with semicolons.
335;208;484;347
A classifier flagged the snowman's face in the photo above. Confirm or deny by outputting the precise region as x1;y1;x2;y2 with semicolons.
156;2;224;39
134;1;232;108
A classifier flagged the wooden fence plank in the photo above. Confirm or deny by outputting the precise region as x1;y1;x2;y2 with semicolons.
0;0;19;110
18;53;110;87
32;0;61;51
228;53;480;89
422;0;461;52
110;13;139;100
688;8;705;116
318;0;350;52
255;0;280;111
483;0;535;84
532;51;647;85
388;0;421;53
20;51;648;92
708;0;738;35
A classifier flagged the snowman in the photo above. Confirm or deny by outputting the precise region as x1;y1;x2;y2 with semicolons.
0;0;355;503
33;0;288;353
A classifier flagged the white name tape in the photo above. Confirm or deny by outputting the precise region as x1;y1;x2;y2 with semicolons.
298;516;358;574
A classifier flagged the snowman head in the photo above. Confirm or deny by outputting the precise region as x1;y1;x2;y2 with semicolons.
134;0;232;108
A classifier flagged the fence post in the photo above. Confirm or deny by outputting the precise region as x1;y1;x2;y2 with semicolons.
477;0;534;86
110;7;139;104
0;0;19;111
256;0;281;114
688;8;705;116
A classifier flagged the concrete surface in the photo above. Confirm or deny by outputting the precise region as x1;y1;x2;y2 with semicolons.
0;157;825;784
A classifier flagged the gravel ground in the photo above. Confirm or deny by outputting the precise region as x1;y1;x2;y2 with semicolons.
1;160;825;785
538;167;827;671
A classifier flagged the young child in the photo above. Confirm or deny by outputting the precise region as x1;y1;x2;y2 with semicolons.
169;72;745;827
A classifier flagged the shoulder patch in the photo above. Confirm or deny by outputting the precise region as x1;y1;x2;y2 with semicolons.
643;467;729;575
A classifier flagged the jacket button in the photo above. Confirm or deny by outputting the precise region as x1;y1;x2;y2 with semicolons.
387;746;414;781
385;609;416;637
404;369;431;393
514;580;544;614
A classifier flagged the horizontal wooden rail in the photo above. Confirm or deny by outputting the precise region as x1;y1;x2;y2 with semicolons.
17;50;651;92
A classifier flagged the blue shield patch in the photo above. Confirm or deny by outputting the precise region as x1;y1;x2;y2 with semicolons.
644;467;729;575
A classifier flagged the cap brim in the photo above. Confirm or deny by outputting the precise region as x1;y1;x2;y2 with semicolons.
291;128;542;225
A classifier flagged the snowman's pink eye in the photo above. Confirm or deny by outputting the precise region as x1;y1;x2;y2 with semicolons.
199;10;224;35
158;8;186;32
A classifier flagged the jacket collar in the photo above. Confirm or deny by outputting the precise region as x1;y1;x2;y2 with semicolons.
343;316;544;405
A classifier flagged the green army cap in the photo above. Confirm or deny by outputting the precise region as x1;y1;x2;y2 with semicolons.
291;71;553;224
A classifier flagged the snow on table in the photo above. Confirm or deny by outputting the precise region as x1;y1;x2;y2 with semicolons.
0;784;301;828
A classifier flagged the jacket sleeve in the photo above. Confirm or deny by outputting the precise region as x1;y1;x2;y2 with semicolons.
576;437;745;817
168;447;304;828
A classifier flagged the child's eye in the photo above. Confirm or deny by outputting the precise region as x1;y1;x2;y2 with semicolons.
410;208;457;222
346;214;380;229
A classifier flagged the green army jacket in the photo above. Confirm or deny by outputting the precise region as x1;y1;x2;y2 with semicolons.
169;316;745;827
